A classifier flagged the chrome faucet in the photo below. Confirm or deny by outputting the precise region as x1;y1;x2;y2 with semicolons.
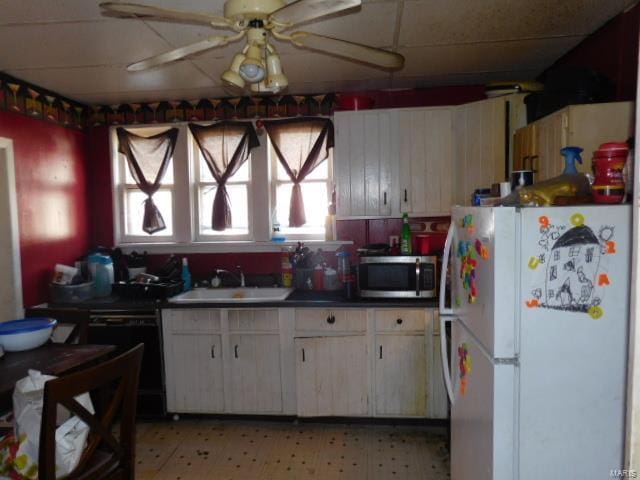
214;266;245;287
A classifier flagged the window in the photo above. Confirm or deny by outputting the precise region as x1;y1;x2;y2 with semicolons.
271;147;331;238
111;119;334;248
113;126;179;243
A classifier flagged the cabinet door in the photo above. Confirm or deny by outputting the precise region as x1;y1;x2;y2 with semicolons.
534;109;566;182
374;335;427;416
295;336;368;417
228;333;282;413
165;333;224;413
334;111;394;217
398;107;453;215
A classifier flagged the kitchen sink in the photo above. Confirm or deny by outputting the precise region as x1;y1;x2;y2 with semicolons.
168;287;294;303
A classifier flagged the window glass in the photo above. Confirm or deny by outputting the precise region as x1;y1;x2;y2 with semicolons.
276;181;328;235
199;153;249;183
124;158;174;185
199;184;249;236
124;189;173;236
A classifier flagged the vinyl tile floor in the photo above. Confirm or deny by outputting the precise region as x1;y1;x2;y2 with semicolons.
134;419;450;480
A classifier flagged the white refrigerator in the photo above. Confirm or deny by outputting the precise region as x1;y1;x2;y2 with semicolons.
439;205;631;480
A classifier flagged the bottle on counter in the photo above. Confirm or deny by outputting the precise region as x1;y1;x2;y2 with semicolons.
401;213;412;255
281;249;293;288
181;257;192;291
93;255;114;297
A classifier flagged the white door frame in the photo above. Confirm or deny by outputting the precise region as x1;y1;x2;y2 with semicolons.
0;137;23;320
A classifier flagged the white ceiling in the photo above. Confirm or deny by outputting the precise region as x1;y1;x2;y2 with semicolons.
0;0;635;105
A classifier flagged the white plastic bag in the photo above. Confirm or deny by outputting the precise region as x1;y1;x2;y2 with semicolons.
11;369;94;479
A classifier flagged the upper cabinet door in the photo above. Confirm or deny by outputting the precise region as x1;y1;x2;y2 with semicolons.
334;110;395;218
397;107;454;215
453;94;527;206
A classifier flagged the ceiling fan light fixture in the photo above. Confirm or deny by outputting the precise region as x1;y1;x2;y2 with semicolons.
221;52;246;89
239;45;266;83
265;52;288;90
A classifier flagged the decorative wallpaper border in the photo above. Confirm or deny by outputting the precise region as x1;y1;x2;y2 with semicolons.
1;72;338;130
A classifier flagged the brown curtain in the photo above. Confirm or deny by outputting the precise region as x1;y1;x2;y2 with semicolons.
116;127;178;234
264;118;334;227
189;121;259;231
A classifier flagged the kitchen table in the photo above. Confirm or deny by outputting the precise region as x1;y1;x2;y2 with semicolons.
0;343;116;413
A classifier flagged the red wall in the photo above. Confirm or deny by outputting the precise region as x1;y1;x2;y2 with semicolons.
0;110;90;307
545;2;639;101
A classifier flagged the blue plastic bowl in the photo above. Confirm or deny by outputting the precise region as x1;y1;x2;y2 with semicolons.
0;318;57;352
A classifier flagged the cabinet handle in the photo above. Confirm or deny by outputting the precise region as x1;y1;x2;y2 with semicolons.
302;348;306;362
404;189;408;202
211;345;215;358
396;318;403;325
379;345;383;359
234;345;238;358
383;192;387;205
327;315;335;324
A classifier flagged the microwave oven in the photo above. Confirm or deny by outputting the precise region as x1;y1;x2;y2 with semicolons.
357;255;437;298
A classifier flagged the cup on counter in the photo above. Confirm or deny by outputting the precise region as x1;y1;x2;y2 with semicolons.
510;170;534;190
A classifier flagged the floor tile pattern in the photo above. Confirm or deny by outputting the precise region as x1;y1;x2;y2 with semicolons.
134;420;450;480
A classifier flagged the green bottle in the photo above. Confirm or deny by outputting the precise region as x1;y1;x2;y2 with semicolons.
401;213;412;254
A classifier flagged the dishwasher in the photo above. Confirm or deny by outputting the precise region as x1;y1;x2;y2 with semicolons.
87;309;166;417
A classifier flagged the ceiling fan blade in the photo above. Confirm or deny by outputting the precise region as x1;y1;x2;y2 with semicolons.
289;32;404;69
100;2;231;28
270;0;361;27
127;36;236;71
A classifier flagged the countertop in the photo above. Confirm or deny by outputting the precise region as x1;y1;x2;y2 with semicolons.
37;289;439;311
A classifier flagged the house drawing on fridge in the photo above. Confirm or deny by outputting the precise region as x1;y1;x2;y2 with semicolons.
543;225;602;312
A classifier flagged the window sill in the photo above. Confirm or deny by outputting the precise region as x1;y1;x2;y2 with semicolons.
116;240;353;254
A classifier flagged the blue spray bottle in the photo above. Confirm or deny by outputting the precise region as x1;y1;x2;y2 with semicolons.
560;146;583;174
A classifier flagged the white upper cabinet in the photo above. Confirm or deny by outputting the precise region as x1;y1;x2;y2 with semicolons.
334;110;394;218
452;94;527;206
397;107;454;215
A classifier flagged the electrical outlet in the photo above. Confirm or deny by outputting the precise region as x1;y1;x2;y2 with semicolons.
389;235;399;247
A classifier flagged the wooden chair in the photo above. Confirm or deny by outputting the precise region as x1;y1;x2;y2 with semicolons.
38;343;144;480
24;307;89;344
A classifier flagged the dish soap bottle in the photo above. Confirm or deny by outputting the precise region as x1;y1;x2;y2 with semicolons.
401;213;412;254
181;257;192;291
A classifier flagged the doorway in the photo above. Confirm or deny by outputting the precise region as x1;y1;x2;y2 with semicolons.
0;137;23;321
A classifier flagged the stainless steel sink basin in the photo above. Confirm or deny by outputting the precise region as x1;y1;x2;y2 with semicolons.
169;287;294;304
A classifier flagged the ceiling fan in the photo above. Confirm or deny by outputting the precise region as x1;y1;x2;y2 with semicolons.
100;0;405;94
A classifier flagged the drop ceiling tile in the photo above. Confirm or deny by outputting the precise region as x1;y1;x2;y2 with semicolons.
0;0;229;24
276;52;391;82
7;62;215;100
285;77;393;95
399;0;630;46
398;36;585;76
391;69;544;89
0;21;172;69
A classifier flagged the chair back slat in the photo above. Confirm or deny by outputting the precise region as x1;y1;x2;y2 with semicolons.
38;343;144;480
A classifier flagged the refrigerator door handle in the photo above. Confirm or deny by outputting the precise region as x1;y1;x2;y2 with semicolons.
440;314;456;404
439;222;455;316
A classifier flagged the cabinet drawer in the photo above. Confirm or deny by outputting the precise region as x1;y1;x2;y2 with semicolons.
375;309;425;332
295;309;366;332
164;309;221;333
228;309;279;332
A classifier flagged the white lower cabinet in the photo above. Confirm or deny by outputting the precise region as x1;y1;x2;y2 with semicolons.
374;335;427;416
162;307;446;418
295;335;369;417
228;333;282;413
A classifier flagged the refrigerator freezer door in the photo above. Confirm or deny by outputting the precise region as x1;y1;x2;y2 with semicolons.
450;320;516;480
450;206;518;358
518;205;630;479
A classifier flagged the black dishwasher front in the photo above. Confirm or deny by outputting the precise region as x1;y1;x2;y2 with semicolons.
88;310;166;417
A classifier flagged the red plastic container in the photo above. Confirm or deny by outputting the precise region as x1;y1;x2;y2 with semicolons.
591;142;628;204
